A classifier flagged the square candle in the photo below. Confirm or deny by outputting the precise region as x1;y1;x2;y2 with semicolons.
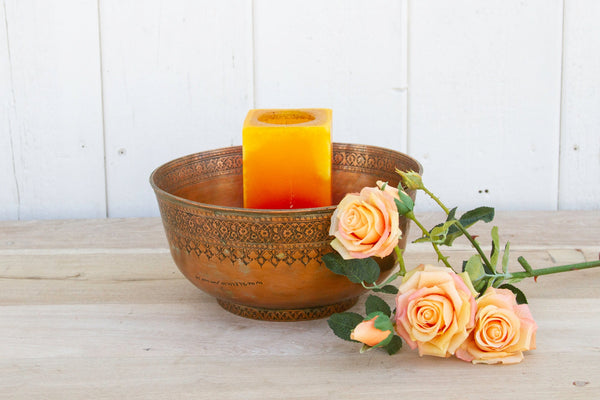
243;109;332;209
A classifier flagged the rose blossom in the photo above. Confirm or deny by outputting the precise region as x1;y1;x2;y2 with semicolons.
455;287;537;364
375;180;401;201
350;315;392;347
394;264;477;358
329;184;401;259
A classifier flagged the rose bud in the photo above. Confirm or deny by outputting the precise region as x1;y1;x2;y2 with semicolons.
350;314;393;347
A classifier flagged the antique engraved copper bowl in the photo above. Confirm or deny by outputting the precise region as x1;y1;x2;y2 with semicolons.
150;143;422;321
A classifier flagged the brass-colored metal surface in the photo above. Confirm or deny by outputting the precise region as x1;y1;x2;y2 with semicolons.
150;143;422;321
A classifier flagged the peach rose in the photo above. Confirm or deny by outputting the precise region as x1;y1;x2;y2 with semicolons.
395;264;477;358
376;180;401;201
455;287;537;364
329;184;401;259
350;315;392;347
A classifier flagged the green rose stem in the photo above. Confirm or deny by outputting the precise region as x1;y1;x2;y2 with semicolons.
395;247;407;277
420;186;494;271
412;174;600;285
469;258;600;292
405;211;454;270
396;170;600;289
511;258;600;280
361;247;407;291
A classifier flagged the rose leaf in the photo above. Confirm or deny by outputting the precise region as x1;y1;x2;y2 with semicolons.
322;253;380;285
372;284;399;295
327;312;365;341
498;283;528;305
464;255;485;284
365;295;392;317
343;257;381;284
490;226;500;270
322;252;347;276
442;206;495;246
502;241;511;274
383;335;403;355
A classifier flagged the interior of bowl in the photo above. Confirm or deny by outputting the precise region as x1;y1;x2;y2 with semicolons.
150;143;422;211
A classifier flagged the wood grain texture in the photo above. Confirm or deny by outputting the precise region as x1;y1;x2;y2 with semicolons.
408;0;564;212
253;0;407;151
1;213;599;398
559;0;600;210
0;0;106;220
99;0;253;218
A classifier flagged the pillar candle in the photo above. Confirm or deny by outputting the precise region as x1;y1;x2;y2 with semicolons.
243;109;332;209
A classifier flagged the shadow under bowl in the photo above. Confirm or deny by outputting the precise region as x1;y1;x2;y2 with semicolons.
150;143;422;321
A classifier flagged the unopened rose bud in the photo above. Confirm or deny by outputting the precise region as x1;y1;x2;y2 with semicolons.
396;170;424;191
350;315;392;347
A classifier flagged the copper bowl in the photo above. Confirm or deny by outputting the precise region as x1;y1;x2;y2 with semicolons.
150;143;422;321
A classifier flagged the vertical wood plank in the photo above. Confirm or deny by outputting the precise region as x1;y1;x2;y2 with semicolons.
100;0;253;218
253;0;407;151
0;1;19;220
559;0;600;210
0;0;106;220
408;0;564;211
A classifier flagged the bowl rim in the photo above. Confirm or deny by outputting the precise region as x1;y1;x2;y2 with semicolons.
149;142;422;216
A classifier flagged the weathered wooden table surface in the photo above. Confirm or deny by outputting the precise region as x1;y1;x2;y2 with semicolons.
1;211;599;399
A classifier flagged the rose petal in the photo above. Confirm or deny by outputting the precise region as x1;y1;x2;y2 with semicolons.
394;265;477;358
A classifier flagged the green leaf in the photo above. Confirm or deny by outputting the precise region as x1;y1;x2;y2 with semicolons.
459;206;495;226
372;285;399;295
414;220;456;244
365;295;392;317
464;255;485;279
322;252;347;276
446;207;457;222
383;335;403;355
442;207;495;246
359;344;371;354
490;226;500;270
394;188;414;216
498;283;528;305
322;252;381;284
501;241;510;274
327;312;365;341
504;276;525;285
344;258;381;284
371;312;394;331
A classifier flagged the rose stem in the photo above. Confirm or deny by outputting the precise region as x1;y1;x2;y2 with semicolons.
510;258;600;280
421;186;494;269
407;212;453;270
395;246;406;276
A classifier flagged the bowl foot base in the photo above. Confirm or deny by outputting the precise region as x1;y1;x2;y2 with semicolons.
216;297;359;322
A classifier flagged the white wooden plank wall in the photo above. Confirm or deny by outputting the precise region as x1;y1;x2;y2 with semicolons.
0;1;17;220
0;0;598;220
99;0;253;217
559;0;600;210
1;0;106;220
253;0;407;150
408;0;564;211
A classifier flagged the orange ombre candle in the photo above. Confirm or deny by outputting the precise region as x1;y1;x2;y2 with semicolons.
242;109;332;209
